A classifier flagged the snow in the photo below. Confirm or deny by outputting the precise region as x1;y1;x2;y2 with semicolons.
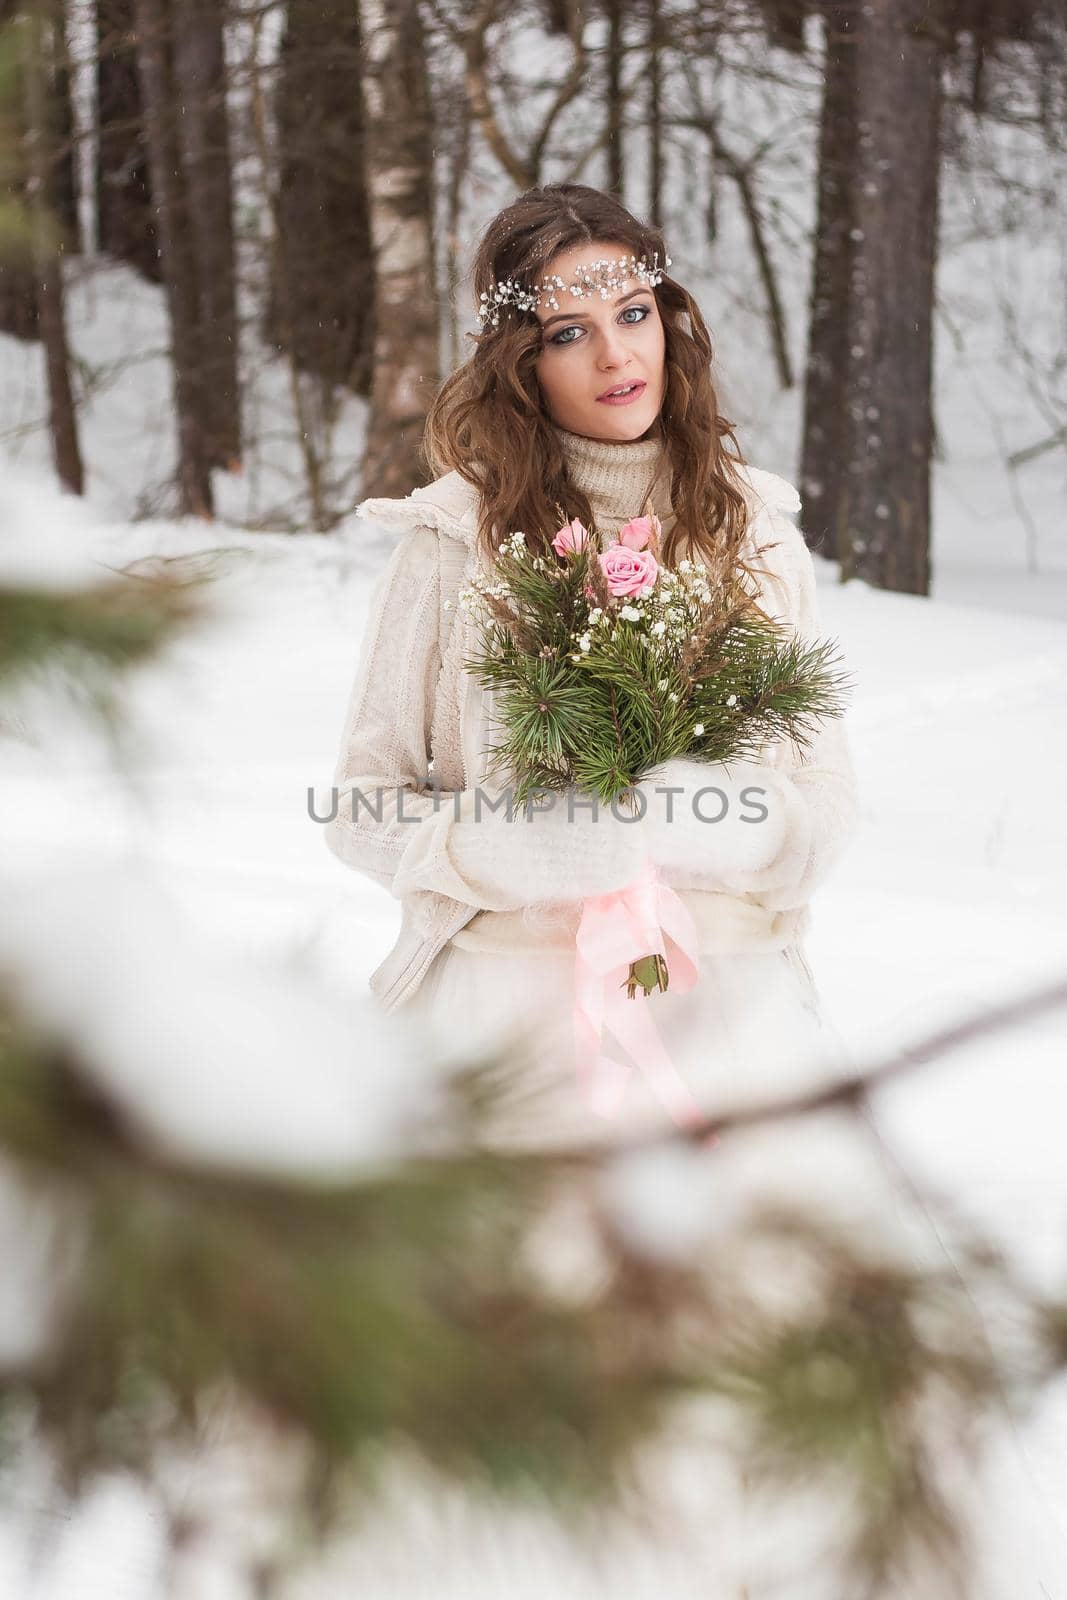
2;27;1066;1596
2;435;1064;1594
0;859;454;1183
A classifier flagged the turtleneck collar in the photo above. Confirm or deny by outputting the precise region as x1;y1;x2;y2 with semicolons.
552;423;676;538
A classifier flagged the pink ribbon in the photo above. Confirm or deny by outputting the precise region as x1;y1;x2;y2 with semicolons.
573;859;715;1134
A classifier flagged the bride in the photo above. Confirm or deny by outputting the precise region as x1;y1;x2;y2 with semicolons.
324;181;860;1149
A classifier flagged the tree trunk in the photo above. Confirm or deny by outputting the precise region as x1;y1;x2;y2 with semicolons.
444;101;471;374
45;3;78;242
759;0;806;53
799;2;856;560
843;0;942;594
604;0;625;197
0;0;37;336
22;1;83;493
646;0;662;227
359;0;438;499
133;0;214;515
96;0;160;280
268;0;374;396
172;0;241;466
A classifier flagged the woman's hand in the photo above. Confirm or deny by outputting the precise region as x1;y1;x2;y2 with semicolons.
631;755;806;895
475;787;652;903
392;783;652;911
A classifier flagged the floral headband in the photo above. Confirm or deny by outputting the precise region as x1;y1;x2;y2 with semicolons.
476;249;672;330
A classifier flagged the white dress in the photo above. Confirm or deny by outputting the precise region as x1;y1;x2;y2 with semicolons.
404;896;856;1154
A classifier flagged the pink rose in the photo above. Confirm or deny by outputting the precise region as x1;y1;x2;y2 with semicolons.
599;542;659;597
616;514;659;551
552;517;589;557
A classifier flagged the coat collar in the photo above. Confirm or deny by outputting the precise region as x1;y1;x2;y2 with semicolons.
354;460;801;550
354;470;479;546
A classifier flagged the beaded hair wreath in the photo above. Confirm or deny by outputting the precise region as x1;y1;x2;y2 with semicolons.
476;249;672;330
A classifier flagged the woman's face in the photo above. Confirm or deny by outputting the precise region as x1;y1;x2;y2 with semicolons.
532;239;666;443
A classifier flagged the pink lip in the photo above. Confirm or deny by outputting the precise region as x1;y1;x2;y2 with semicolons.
596;380;647;405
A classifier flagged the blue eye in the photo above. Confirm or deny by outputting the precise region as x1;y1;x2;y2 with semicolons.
549;301;651;346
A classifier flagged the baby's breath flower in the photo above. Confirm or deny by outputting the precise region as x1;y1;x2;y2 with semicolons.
694;722;704;736
726;694;737;706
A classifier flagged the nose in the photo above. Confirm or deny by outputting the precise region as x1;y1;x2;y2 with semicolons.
596;326;631;369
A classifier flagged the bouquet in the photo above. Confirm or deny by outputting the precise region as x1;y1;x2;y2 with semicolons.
456;506;852;1122
459;507;850;814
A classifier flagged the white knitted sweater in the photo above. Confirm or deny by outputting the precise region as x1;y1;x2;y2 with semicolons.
325;424;860;1010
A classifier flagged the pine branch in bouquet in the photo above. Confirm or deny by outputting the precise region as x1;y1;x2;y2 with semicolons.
476;660;613;808
682;611;855;768
461;519;854;812
462;537;620;805
715;628;854;762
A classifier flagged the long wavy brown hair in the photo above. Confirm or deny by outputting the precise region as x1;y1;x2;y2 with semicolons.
424;183;756;578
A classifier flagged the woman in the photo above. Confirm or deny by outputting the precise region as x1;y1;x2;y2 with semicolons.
325;182;860;1148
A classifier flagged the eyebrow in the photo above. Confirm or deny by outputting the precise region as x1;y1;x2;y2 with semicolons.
539;286;652;332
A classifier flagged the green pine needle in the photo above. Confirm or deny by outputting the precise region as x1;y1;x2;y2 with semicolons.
461;538;854;803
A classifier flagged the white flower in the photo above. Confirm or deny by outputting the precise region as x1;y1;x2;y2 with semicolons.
651;619;666;636
668;692;678;702
693;722;704;736
579;634;591;652
726;694;737;707
619;605;642;622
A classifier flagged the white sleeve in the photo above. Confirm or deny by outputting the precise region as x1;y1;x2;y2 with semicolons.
640;500;860;912
324;522;646;911
323;521;445;890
